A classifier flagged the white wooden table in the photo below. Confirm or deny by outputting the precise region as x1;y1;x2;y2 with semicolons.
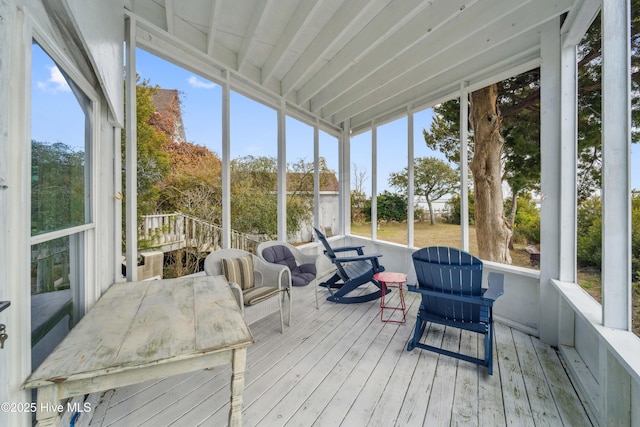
22;275;253;427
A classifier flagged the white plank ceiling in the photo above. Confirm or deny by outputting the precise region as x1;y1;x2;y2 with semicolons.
124;0;576;132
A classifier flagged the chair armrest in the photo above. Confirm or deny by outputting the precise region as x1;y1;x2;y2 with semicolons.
227;281;245;315
253;256;289;290
332;253;383;263
295;251;318;266
332;245;365;255
483;272;505;302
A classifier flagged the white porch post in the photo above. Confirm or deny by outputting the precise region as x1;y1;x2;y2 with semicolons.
313;121;320;232
1;4;32;426
340;120;351;235
601;0;632;331
221;72;231;249
125;18;138;282
459;83;470;251
599;2;633;419
277;101;286;241
407;110;415;247
539;17;562;346
557;39;579;348
371;125;378;241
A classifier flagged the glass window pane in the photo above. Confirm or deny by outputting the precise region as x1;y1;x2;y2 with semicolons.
377;118;407;244
350;131;372;238
230;92;277;249
31;44;89;236
30;235;78;369
286;116;314;243
319;131;339;237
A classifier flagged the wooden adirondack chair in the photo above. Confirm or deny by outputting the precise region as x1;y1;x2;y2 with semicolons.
313;227;389;304
407;246;504;374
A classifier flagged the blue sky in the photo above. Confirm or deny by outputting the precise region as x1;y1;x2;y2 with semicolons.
31;45;640;195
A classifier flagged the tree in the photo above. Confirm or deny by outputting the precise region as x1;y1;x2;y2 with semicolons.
365;191;407;222
121;78;172;252
229;155;326;238
388;157;458;225
351;163;369;223
424;4;640;263
157;140;223;224
469;85;513;263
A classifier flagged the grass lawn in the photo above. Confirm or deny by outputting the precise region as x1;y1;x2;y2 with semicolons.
350;221;639;335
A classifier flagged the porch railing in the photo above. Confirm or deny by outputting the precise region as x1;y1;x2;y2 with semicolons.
140;213;262;253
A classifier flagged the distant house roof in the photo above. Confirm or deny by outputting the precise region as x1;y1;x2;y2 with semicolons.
150;88;187;143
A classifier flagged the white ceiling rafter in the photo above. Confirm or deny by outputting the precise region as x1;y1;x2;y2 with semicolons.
260;0;321;85
206;0;222;56
165;0;174;34
561;0;600;47
325;0;563;123
127;0;580;135
349;45;541;130
237;0;273;73
296;0;428;105
280;0;387;97
307;0;481;114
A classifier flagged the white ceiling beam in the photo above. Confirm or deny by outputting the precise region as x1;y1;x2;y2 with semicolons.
347;39;541;129
296;0;428;105
280;0;384;97
206;0;222;56
307;0;481;113
165;0;174;34
323;0;529;118
561;0;600;47
135;21;233;78
327;0;571;122
238;0;273;73
261;0;321;85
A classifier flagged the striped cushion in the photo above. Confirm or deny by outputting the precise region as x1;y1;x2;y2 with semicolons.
221;255;255;290
242;286;280;306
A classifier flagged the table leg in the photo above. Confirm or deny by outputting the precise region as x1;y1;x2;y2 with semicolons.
228;347;247;427
35;385;61;427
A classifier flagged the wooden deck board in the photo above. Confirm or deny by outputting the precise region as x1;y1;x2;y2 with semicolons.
87;280;594;427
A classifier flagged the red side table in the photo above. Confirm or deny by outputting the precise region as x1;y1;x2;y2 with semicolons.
374;272;407;324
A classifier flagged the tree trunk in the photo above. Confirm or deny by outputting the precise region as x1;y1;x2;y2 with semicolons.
508;191;518;249
469;85;512;263
427;198;435;225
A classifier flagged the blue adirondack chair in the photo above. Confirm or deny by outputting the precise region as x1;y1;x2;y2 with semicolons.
313;227;389;304
407;246;504;374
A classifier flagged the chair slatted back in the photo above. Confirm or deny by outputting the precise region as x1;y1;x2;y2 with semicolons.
412;246;483;323
314;227;336;259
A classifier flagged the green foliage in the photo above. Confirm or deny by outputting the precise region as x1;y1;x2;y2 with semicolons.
124;78;172;215
633;193;640;284
229;155;324;238
389;156;458;225
575;193;639;285
230;155;278;236
31;141;85;235
157;141;222;224
365;191;407;222
351;189;368;223
442;192;475;225
577;197;602;268
507;195;540;244
122;78;172;252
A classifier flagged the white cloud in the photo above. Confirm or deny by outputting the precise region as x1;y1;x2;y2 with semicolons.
36;66;71;93
187;75;217;89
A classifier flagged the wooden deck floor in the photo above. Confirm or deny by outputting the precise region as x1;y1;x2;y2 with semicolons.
87;281;594;427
